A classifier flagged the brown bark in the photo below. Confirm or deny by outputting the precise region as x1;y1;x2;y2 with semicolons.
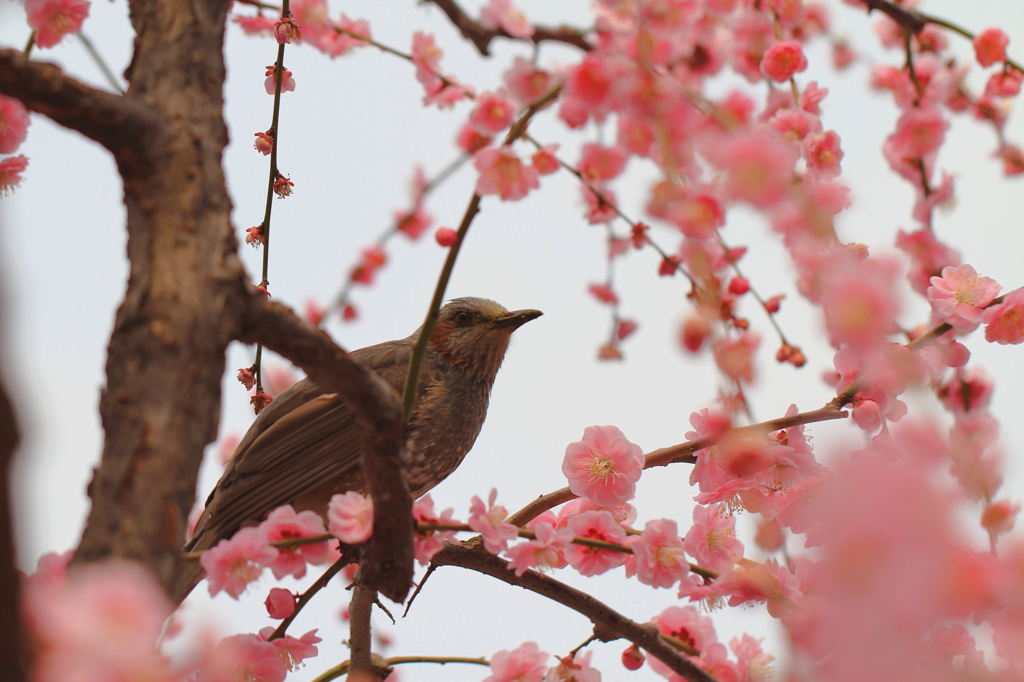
431;544;715;682
0;318;25;682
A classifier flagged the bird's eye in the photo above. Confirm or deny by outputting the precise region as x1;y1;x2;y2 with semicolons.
455;311;472;325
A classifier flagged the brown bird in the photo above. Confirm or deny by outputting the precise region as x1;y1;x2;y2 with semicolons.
174;297;541;603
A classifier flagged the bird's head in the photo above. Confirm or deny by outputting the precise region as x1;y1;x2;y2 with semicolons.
429;297;542;385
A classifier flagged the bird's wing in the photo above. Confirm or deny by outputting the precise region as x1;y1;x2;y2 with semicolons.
189;338;441;548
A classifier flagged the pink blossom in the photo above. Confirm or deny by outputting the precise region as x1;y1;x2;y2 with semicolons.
201;526;278;598
0;154;28;195
26;0;90;48
413;494;458;565
328;491;373;544
350;245;387;284
887;107;948;160
713;129;799;208
274;16;301;44
258;627;321;671
927;264;1001;333
457;122;493;153
532;144;560;175
683;503;744;573
474;146;540;201
253;131;273;156
468;488;518;554
328;15;371;57
411;31;443;88
803;130;843;178
819;256;901;348
506;521;574;576
560;55;618;126
479;0;534;39
435;227;457;247
0;96;31;155
896;228;961;295
469;91;517;135
264;588;297;619
630;519;689;588
199;633;287;682
986;69;1023;97
264;66;295;95
982;499;1019;540
581;183;618;223
24;560;173;682
484;642;548;682
562;425;644;506
503;57;554;105
712;331;760;383
259;505;329;580
578;143;627;181
760;41;808;82
234;15;276;36
974;28;1009;67
984;287;1024;344
544;650;599;682
564;510;628;576
648;606;716;676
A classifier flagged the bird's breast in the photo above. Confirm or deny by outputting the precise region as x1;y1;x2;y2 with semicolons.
405;365;491;498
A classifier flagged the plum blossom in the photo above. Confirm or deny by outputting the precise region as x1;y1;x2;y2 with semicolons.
984;287;1024;344
760;41;808;82
468;488;518;554
974;28;1009;67
413;494;458;565
479;0;534;39
23;559;174;682
485;642;549;682
0;155;28;195
328;491;373;544
564;510;628;576
504;57;554;105
0;96;31;155
683;503;744;573
26;0;90;48
544;650;600;682
264;66;295;95
259;505;329;580
927;264;1001;333
199;633;287;682
648;606;717;676
327;15;371;57
470;91;517;135
562;425;644;506
258;627;321;672
264;588;297;619
630;518;689;588
474;146;540;201
506;521;574;576
201;526;278;598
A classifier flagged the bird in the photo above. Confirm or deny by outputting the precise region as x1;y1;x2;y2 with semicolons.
174;297;542;603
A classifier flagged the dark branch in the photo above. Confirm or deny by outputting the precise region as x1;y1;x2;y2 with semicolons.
423;0;593;55
240;297;413;603
0;49;156;152
852;0;927;34
0;333;25;682
431;544;715;682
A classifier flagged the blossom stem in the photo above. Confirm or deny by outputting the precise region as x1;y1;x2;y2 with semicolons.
310;656;490;682
269;555;351;640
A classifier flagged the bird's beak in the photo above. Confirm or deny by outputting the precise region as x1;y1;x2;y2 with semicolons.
493;308;543;330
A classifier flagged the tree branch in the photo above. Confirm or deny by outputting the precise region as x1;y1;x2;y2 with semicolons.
423;0;593;55
239;297;413;603
0;49;156;153
507;404;847;527
852;0;927;34
431;543;715;682
0;314;25;682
